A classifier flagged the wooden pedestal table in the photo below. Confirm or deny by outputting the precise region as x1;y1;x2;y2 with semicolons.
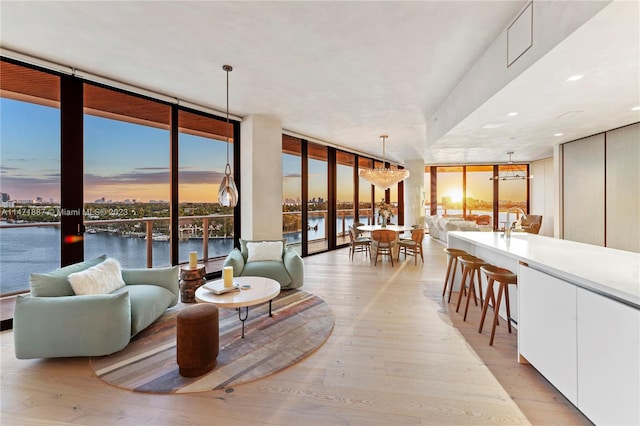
179;264;206;303
195;276;280;338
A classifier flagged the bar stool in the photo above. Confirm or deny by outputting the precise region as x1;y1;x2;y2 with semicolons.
455;255;486;321
478;265;517;345
442;248;468;302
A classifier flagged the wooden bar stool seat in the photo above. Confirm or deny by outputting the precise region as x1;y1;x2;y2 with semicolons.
478;265;517;346
455;255;486;321
442;248;467;302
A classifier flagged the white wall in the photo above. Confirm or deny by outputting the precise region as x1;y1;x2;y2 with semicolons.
427;1;609;146
530;157;554;237
240;115;283;240
403;159;426;227
560;122;640;252
563;133;606;246
606;123;640;252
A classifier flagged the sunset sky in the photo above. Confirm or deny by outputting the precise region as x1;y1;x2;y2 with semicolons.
1;98;228;203
2;97;526;205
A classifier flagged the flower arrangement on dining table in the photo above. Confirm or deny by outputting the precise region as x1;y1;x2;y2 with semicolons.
377;199;394;227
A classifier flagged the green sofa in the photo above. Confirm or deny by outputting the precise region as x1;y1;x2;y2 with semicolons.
13;255;179;359
223;239;304;289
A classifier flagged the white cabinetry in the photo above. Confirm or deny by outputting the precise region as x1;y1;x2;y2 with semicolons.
577;288;640;425
518;264;577;404
519;264;640;425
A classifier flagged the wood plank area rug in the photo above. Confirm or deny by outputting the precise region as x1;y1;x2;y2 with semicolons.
90;290;334;394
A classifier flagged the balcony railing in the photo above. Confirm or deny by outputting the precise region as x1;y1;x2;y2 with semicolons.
282;208;377;247
0;214;233;295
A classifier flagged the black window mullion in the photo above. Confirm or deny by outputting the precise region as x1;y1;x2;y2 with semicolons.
327;147;337;251
233;118;241;249
60;75;84;267
170;105;179;266
301;140;309;257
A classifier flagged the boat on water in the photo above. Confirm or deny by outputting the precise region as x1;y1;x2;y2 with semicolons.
144;234;170;241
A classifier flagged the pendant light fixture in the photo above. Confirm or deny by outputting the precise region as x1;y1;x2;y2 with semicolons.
217;64;239;207
489;151;532;181
359;135;410;189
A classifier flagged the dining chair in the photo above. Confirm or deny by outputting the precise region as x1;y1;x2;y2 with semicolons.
371;229;397;266
348;226;371;260
400;224;423;241
397;228;425;264
352;221;366;238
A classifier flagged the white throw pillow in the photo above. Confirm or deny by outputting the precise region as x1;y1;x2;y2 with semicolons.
67;258;126;295
246;241;283;263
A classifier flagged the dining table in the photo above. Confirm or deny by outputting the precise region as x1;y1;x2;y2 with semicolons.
356;224;413;234
356;224;413;260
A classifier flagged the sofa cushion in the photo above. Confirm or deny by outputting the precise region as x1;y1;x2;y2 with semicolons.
240;239;286;261
13;291;131;359
29;254;107;297
241;261;292;287
457;220;477;227
113;284;176;336
246;241;284;263
68;258;126;295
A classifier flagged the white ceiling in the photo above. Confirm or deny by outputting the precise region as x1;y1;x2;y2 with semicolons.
1;1;639;165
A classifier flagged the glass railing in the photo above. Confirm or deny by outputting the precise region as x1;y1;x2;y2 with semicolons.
0;214;233;296
282;208;375;248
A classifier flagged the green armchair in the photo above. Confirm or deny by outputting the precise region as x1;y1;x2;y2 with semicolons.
223;239;304;289
13;256;179;359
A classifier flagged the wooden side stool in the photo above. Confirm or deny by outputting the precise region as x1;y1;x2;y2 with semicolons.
179;265;206;303
177;303;219;377
442;248;467;302
455;255;486;321
478;265;517;345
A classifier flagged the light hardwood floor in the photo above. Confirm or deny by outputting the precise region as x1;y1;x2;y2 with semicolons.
1;237;590;425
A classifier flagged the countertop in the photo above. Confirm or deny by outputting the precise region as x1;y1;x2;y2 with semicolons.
448;231;640;309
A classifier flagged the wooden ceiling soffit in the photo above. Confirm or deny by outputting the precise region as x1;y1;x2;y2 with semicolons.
0;61;60;106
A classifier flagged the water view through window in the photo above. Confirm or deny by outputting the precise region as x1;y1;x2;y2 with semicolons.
0;63;61;295
0;98;61;294
0;62;236;295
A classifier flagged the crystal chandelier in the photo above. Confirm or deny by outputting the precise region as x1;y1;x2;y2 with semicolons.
490;151;532;181
359;135;410;189
217;64;239;207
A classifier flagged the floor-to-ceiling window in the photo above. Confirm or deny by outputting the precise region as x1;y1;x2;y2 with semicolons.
358;158;374;225
427;164;529;229
372;160;386;225
282;135;303;253
0;61;61;295
466;165;494;226
0;57;241;297
497;165;528;229
336;151;355;245
388;165;400;225
178;109;235;265
436;166;463;216
307;142;328;254
83;84;172;268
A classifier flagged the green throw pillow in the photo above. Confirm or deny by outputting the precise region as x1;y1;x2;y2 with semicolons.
29;255;107;297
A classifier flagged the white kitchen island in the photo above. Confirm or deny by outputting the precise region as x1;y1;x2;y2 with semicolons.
447;231;640;426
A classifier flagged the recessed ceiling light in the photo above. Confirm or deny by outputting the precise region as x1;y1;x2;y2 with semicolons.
632;106;640;111
507;112;519;117
566;75;584;82
482;123;505;129
554;133;564;137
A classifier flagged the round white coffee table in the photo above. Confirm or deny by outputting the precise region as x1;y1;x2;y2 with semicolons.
195;276;281;338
